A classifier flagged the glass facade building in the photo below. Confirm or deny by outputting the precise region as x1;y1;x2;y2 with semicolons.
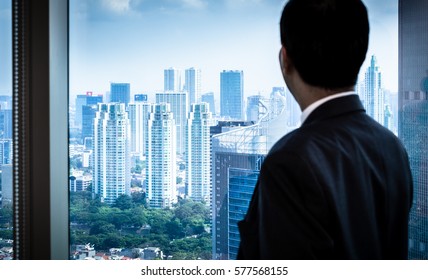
164;68;182;92
399;0;428;260
228;168;260;260
220;70;244;120
75;93;103;130
184;68;202;105
110;83;131;107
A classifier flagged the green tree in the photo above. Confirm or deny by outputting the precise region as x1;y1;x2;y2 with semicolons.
102;234;125;250
166;218;185;239
114;194;134;210
89;221;116;235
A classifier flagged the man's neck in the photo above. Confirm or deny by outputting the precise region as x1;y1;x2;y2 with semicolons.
296;86;355;111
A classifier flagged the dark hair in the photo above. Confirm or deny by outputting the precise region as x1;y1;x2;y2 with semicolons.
280;0;369;89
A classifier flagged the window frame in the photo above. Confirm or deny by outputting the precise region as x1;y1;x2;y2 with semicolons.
12;0;69;259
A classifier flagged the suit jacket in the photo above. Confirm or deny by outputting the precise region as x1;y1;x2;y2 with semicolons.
237;95;413;259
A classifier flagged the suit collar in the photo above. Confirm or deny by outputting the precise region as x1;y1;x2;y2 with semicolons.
302;94;365;126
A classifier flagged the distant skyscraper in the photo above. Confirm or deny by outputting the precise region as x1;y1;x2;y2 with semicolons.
146;103;177;208
0;139;12;168
0;109;12;139
75;92;103;129
0;95;12;110
283;87;301;127
128;102;152;154
185;103;214;204
156;91;189;154
364;55;385;124
384;104;394;132
81;105;97;145
164;68;182;92
202;92;216;115
1;164;12;205
110;83;131;107
220;70;244;120
399;0;428;260
134;94;148;102
184;68;202;105
93;103;130;205
246;95;263;122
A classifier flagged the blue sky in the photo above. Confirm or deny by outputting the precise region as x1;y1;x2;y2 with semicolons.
69;0;399;102
0;1;399;101
0;0;11;95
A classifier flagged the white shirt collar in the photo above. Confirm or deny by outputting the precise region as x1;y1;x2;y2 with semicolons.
300;91;357;124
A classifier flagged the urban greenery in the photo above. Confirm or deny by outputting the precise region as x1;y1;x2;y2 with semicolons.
70;191;212;259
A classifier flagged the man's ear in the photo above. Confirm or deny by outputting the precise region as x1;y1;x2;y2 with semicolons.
280;46;292;75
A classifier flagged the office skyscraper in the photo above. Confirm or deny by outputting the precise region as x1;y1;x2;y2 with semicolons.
364;55;385;125
128;102;152;155
246;95;263;122
134;94;148;102
185;103;214;204
228;169;259;259
156;91;189;154
220;70;244;120
146;103;177;208
0;139;12;168
0;109;12;139
81;105;97;146
93;103;130;205
110;83;131;107
202;92;216;115
211;121;266;260
164;68;182;92
75;92;103;129
399;0;428;260
184;68;202;105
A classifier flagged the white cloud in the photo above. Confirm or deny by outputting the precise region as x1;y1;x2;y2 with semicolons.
181;0;207;9
101;0;131;14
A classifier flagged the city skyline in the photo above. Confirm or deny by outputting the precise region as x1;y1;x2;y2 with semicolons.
63;0;400;102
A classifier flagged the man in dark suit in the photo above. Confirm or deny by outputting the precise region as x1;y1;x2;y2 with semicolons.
237;0;413;259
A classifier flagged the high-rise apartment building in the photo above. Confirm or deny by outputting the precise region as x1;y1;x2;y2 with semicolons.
93;103;130;205
75;92;103;129
399;0;428;260
185;103;214;204
220;70;244;120
364;55;385;125
110;83;131;107
128;102;152;155
146;103;177;208
184;68;202;105
156;91;189;154
164;68;182;92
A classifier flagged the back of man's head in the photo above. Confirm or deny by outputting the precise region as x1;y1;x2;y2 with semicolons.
280;0;369;90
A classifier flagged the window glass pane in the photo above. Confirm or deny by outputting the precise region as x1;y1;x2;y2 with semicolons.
0;0;13;260
69;0;426;260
